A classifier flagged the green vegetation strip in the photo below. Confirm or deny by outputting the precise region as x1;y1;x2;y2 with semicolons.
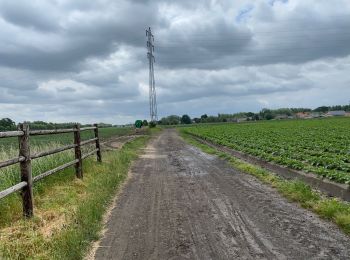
0;136;150;259
181;131;350;235
183;118;350;184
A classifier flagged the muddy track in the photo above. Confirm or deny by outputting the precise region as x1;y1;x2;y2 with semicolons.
101;135;145;151
94;129;350;260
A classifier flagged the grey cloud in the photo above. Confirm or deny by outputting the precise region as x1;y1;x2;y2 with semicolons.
0;0;350;124
0;1;60;32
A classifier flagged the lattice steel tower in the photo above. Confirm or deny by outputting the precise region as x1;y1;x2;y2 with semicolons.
146;27;158;122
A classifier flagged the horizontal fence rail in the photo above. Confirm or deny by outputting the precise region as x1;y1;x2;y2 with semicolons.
0;123;102;218
0;181;27;200
0;156;25;168
0;130;24;138
29;128;76;136
33;159;79;183
31;144;77;160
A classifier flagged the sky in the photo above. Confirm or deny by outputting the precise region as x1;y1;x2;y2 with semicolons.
0;0;350;124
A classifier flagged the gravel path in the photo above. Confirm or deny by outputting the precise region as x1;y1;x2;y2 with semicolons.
94;129;350;260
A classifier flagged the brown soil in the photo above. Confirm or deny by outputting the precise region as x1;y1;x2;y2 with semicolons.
94;129;350;260
101;135;142;150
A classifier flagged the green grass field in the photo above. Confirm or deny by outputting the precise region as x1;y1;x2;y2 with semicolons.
182;117;350;184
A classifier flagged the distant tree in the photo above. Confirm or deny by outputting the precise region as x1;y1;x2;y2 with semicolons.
142;120;148;126
313;106;329;113
149;121;157;128
193;118;201;123
332;105;342;110
206;116;221;123
168;115;181;125
159;115;181;125
253;114;260;121
0;118;16;131
181;114;192;124
290;108;311;113
259;108;272;119
265;113;274;120
200;114;208;119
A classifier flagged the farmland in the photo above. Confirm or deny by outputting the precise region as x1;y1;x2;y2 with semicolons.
182;117;350;184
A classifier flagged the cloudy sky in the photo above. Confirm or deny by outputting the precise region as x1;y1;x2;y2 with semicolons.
0;0;350;124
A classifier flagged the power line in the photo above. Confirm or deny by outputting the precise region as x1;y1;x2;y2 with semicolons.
146;27;158;122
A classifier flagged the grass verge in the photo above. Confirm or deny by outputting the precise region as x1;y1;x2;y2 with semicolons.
0;135;150;259
180;131;350;235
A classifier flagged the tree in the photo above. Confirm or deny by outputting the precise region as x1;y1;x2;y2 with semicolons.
265;113;274;120
0;118;16;131
313;106;329;113
253;114;260;121
159;115;181;125
142;120;148;126
149;121;156;128
181;114;192;124
193;118;201;123
200;114;208;119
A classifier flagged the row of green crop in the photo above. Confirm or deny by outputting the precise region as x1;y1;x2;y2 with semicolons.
183;118;350;184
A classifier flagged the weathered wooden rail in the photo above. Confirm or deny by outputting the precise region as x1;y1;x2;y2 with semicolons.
0;123;102;218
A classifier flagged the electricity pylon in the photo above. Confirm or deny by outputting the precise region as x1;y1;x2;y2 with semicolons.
146;27;158;122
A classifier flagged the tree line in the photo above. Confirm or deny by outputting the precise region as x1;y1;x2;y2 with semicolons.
1;104;348;130
0;118;113;131
158;104;350;125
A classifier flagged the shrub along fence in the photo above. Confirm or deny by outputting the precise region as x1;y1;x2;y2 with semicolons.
0;123;102;218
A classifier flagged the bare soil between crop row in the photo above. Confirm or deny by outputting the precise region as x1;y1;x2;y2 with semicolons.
94;129;350;260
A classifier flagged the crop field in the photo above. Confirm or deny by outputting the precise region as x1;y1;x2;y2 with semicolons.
183;117;350;184
0;126;133;225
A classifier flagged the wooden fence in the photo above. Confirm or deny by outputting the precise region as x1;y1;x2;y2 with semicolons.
0;123;102;218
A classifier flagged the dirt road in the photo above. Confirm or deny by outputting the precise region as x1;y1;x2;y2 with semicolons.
94;129;350;260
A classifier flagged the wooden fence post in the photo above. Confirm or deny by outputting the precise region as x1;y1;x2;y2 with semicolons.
74;124;83;178
93;124;102;162
18;123;34;218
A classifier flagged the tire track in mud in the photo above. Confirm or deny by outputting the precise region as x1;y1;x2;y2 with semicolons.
94;129;350;260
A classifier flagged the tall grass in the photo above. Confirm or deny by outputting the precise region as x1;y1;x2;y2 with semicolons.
0;143;76;226
0;127;133;148
0;127;133;226
0;136;150;259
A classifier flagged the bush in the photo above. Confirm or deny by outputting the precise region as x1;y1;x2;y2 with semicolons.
149;121;157;128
